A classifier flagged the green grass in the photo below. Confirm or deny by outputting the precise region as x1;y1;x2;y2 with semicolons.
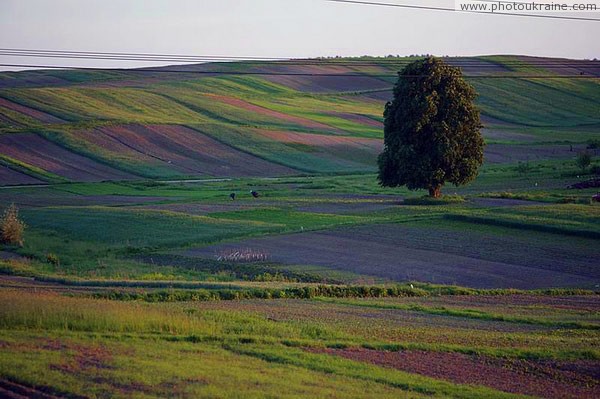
0;288;597;397
447;204;600;239
209;208;369;232
0;331;433;399
20;207;276;249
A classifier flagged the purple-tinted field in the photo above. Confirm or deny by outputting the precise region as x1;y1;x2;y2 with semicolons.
0;98;64;124
0;165;44;185
254;64;392;93
183;223;599;289
2;194;169;209
74;124;298;177
313;348;599;399
485;143;588;163
0;133;137;182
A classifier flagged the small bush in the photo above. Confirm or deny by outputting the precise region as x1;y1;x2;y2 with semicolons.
46;253;60;267
0;204;26;247
587;139;600;150
515;161;532;176
576;151;592;172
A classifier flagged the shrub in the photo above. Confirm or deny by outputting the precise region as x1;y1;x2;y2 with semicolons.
587;139;600;150
515;161;532;176
576;151;592;172
0;204;26;247
46;253;60;267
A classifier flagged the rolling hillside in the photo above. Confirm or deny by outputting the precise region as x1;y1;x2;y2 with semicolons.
0;55;599;185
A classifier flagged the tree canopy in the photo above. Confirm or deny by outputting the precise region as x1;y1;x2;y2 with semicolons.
378;57;484;198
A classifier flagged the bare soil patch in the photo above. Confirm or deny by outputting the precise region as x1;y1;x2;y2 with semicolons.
398;294;600;314
0;133;137;182
183;224;599;288
0;165;44;185
312;348;600;399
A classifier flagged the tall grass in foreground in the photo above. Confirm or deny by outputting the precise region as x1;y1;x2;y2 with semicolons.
0;290;340;341
0;290;205;334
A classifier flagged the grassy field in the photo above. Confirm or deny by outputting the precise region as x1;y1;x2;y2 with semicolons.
0;288;598;398
1;159;598;397
0;55;599;398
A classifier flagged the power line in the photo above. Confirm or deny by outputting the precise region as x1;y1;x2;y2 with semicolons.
325;0;600;22
1;63;598;79
0;48;292;61
1;48;597;65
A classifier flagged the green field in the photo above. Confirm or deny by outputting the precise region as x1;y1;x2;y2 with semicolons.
0;56;599;398
1;55;598;180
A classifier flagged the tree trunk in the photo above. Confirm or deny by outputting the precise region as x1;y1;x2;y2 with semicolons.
428;185;442;198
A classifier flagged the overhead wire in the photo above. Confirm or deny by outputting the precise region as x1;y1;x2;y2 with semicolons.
0;49;598;70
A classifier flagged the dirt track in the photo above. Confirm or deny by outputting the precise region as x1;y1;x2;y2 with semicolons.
183;223;600;289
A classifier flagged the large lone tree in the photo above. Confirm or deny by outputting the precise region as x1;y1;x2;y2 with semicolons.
378;57;484;198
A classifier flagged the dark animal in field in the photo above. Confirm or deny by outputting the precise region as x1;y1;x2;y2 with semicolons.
250;190;259;198
229;193;236;201
593;193;600;202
